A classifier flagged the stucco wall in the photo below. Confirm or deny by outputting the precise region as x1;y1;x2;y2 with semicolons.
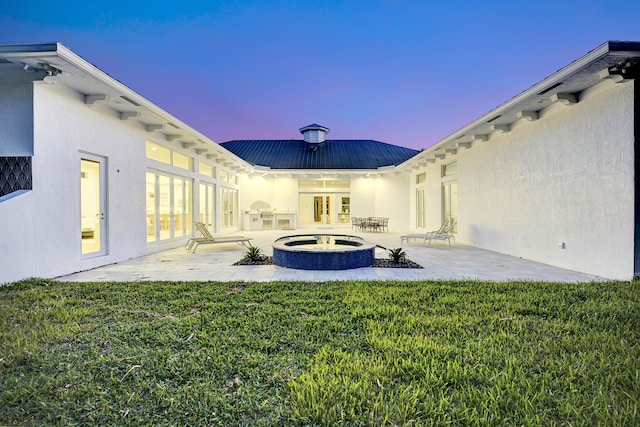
28;82;149;278
0;191;36;283
372;173;412;231
238;173;411;231
419;80;635;280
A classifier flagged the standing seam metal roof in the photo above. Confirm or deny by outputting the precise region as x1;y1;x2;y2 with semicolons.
219;139;420;169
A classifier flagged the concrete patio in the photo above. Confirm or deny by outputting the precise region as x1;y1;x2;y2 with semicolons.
58;229;604;283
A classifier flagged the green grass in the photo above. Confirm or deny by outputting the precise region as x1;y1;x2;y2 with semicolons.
1;279;638;426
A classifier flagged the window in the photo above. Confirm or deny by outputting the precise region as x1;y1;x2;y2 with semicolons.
416;172;426;184
199;162;215;178
442;182;458;226
199;183;215;231
442;161;458;177
173;152;193;171
146;140;193;171
298;180;350;189
221;187;238;229
416;188;426;228
146;141;170;164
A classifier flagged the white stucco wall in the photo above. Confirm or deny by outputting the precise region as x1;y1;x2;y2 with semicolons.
0;191;36;283
0;81;163;282
28;82;152;278
238;172;412;231
372;173;412;231
415;80;635;280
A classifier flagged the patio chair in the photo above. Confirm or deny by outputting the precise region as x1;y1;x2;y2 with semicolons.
425;221;456;246
187;222;253;253
400;220;449;245
364;217;383;232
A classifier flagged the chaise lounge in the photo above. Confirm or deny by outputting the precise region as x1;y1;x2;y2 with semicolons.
400;220;455;246
187;222;253;253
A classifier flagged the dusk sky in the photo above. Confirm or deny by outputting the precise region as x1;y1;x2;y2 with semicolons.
2;1;640;150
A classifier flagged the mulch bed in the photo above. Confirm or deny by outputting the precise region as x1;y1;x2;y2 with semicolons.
234;257;423;269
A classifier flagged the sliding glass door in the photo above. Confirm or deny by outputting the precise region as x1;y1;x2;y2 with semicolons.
146;171;192;242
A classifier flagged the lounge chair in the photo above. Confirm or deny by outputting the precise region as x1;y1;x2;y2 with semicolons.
187;222;253;253
400;220;449;245
425;221;456;246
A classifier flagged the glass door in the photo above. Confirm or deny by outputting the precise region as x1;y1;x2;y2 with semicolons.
442;181;458;230
221;187;238;229
417;188;426;228
80;155;107;256
146;171;193;242
199;182;215;232
300;194;338;225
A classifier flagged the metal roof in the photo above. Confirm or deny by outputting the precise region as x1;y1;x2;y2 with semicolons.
220;139;420;169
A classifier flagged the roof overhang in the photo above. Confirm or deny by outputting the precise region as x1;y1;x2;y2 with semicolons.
247;167;403;179
0;42;253;172
399;41;640;170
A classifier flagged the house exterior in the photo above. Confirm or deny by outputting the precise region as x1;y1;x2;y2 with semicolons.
0;41;638;283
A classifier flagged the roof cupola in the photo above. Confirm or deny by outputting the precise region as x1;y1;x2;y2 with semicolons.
299;124;330;143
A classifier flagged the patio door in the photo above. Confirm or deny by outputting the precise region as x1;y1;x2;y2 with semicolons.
299;194;338;225
80;155;107;257
442;181;458;229
199;182;215;232
146;171;192;242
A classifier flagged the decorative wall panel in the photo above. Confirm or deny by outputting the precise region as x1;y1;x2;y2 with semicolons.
0;156;32;197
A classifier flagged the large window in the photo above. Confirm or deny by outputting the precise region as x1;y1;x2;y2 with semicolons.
199;162;215;178
442;182;458;225
221;187;238;229
146;141;193;171
416;173;427;228
299;180;350;189
199;182;215;232
416;188;426;228
441;161;458;230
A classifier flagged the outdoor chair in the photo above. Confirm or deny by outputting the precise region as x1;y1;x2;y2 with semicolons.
425;221;456;246
187;222;253;253
400;220;449;245
363;217;384;232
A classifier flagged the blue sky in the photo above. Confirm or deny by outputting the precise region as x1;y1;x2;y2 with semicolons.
2;1;640;149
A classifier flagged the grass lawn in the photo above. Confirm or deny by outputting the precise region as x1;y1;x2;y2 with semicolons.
1;279;639;426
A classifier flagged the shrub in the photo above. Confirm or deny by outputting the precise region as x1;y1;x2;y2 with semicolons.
243;245;266;262
388;247;407;264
